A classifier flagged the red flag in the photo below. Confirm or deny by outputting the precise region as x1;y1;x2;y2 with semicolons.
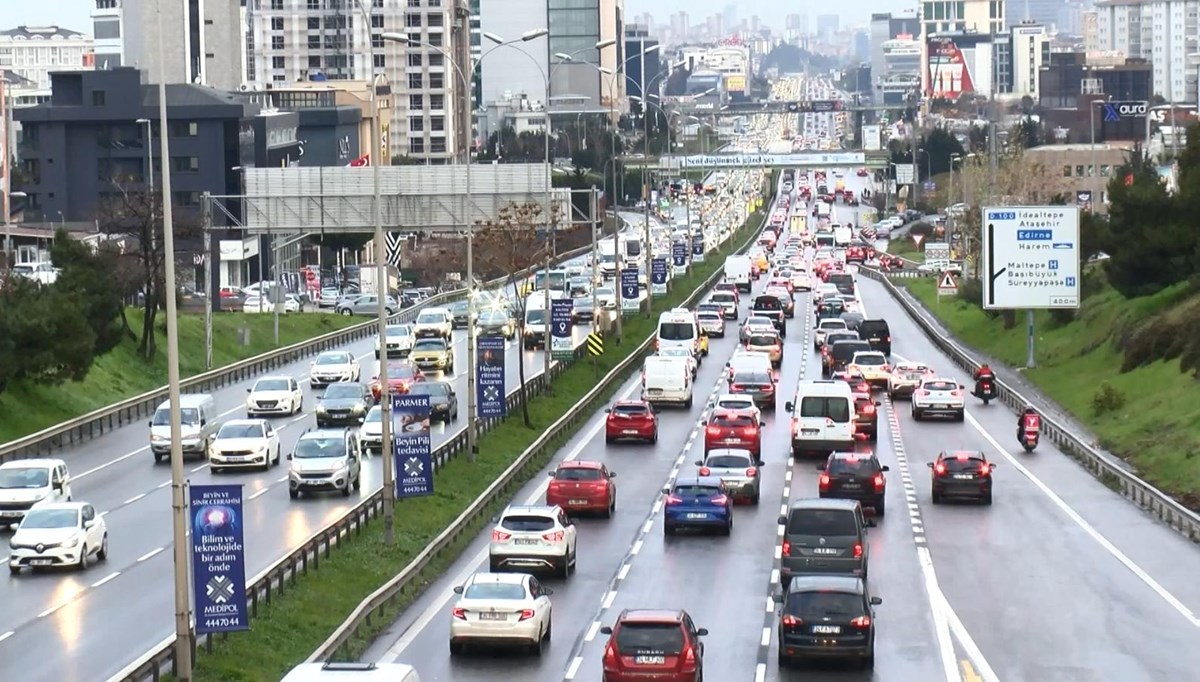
1124;172;1134;186
348;154;370;167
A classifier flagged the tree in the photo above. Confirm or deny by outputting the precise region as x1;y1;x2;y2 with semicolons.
94;182;199;361
0;277;96;395
472;202;554;429
49;229;130;354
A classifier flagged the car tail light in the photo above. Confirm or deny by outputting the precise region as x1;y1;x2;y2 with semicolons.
518;609;536;621
918;390;930;397
698;467;712;476
853;543;863;559
850;615;872;628
952;389;964;397
818;473;831;490
603;641;618;667
886;336;892;342
979;463;992;477
452;607;467;620
706;426;721;436
935;462;947;476
491;530;512;541
781;614;803;628
782;539;791;556
746;467;758;477
861;403;875;415
543;530;565;542
742;425;759;438
882;364;891;372
681;644;697;668
873;473;885;491
666;494;683;505
710;494;729;506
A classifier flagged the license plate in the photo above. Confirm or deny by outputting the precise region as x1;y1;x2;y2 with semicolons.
724;438;740;444
686;513;707;519
515;538;540;545
479;612;506;621
303;480;324;486
936;404;950;409
800;429;820;435
623;429;640;435
0;512;22;518
812;547;838;555
953;474;974;480
841;483;860;490
635;655;666;665
812;625;842;634
29;559;53;566
648;389;663;395
569;499;587;505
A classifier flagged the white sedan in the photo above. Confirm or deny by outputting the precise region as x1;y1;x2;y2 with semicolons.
309;350;361;388
449;572;554;656
208;419;281;472
911;377;966;421
246;376;304;417
9;502;108;573
656;347;697;378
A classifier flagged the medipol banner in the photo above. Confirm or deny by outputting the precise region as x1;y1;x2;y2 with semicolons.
189;484;249;634
691;234;706;263
550;298;574;358
620;267;640;313
392;394;433;498
476;335;505;417
672;241;688;275
651;258;668;296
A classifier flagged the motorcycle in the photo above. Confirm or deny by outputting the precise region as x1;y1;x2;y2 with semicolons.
1019;426;1040;452
972;377;998;404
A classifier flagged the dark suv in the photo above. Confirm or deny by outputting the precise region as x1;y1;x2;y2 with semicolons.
775;575;881;669
826;340;872;376
751;295;786;337
929;450;996;505
827;273;856;296
779;498;874;587
817;451;888;515
600;609;708;682
858;319;891;356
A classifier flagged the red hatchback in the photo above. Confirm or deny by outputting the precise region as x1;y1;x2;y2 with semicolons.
605;401;658;444
704;409;763;457
369;360;425;401
600;609;708;682
546;460;616;517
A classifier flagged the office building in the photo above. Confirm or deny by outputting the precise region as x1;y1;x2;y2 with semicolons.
122;0;243;92
871;12;921;102
0;26;94;95
91;0;123;70
785;14;808;45
816;15;840;42
1095;0;1200;103
919;0;1005;95
251;85;366;166
1038;51;1153;109
478;0;548;120
547;0;626;117
624;25;662;113
1010;23;1049;98
1008;0;1070;28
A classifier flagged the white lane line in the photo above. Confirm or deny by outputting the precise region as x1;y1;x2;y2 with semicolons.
156;480;171;489
0;631;12;644
764;596;775;613
137;547;164;562
616;563;630;581
754;663;767;682
564;656;584;680
630;539;643;556
760;626;771;647
247;488;270;500
584;620;601;642
601;590;617;609
277;475;289;483
189;463;208;474
122;493;145;505
641;519;652;534
91;571;120;588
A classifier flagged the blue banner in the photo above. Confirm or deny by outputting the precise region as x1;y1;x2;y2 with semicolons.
189;484;249;635
392;394;434;498
476;335;505;417
620;267;640;312
651;258;668;296
672;241;688;267
691;234;706;263
550;298;574;357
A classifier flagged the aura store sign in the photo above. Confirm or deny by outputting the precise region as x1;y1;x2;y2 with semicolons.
266;126;298;149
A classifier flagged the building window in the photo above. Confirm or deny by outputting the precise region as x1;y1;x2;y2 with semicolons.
409;138;425;153
307;0;320;9
272;36;285;49
1062;165;1071;177
408;52;423;67
427;12;443;27
430;116;444;131
372;34;384;48
1075;165;1084;177
373;0;383;6
371;14;384;28
405;13;422;28
409;73;424;89
92;90;106;106
410;94;424;109
1100;164;1111;177
173;156;200;172
271;17;284;31
373;54;386;68
410;117;425;131
430;94;444;109
172;121;199;137
308;55;321;68
429;72;443;88
428;33;442;47
271;0;283;8
307;17;320;30
430;138;446;153
174;191;201;206
308;35;321;49
408;0;421;7
272;56;285;68
428;52;443;66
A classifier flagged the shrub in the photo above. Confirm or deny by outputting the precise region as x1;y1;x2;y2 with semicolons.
1047;308;1076;328
1091;382;1126;416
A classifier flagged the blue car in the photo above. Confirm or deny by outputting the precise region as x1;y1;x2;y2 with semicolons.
663;475;734;536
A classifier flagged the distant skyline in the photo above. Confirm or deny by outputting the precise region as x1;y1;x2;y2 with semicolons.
4;1;92;33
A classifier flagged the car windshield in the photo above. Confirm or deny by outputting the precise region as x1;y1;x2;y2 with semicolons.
501;515;555;532
734;371;773;385
943;454;986;472
706;454;751;468
747;317;773;327
660;348;690;358
829;457;874;475
526;309;546;324
255;378;290;391
152;407;200;426
479;310;506;323
710;293;735;303
923;381;958;392
324;384;362;399
555;468;603;481
314;353;349;365
387;363;419;379
786;590;865;616
748;335;778;347
416;312;444;324
0;468;50;489
799;397;852;422
409;382;449;396
20;508;78;529
711;414;757;428
754;297;781;311
612;404;650;416
596;287;614;297
717;397;755;411
820;320;847;331
672;484;721;497
364;407;382;423
698;313;721;322
854;355;886;366
386;325;410;336
659;322;695;341
787;509;859;535
463;583;527;600
413;340;446;351
293;437;346;459
217;423;264;439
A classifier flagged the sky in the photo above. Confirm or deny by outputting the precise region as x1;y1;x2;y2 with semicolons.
7;1;93;33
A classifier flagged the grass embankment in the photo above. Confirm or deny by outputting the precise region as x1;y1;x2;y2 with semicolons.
902;277;1200;507
884;237;923;260
0;310;359;443
183;208;769;682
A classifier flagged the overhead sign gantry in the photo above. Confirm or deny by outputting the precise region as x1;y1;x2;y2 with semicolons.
623;150;891;171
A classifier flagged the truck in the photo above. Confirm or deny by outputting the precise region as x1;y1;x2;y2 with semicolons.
833;225;853;246
724;255;754;293
357;263;401;296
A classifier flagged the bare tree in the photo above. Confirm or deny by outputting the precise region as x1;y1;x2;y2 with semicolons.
94;180;199;360
473;202;555;429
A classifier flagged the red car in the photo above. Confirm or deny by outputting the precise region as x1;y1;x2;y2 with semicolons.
845;246;867;264
600;609;708;682
857;168;869;177
605;400;658;444
369;360;425;400
853;390;880;440
704;408;762;457
546;460;616;517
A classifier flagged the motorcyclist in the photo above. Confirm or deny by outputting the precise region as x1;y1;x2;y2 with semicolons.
973;364;995;381
1018;406;1041;441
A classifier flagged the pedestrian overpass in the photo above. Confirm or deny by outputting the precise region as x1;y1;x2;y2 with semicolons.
623;150;891;172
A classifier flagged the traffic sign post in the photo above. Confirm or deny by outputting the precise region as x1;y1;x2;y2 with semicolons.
672;241;688;276
550;299;574;360
924;242;951;272
691;234;706;264
936;271;958;301
620;267;640;316
587;332;604;380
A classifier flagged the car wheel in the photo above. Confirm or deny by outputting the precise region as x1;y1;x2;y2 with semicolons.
863;644;876;670
777;647;790;668
955;410;965;422
449;641;465;656
931;489;941;505
353;473;362;491
489;557;501;572
721;518;732;536
911;408;922;421
98;534;109;561
875;498;886;516
77;547;88;571
751;490;760;505
982;492;993;506
663;523;674;537
340;309;351;316
650;430;658;445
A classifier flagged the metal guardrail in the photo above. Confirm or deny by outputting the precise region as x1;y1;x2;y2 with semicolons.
0;243;594;463
858;266;1200;542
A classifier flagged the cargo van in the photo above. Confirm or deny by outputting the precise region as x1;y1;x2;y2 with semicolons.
723;255;754;293
642;356;694;407
149;394;219;463
280;661;421;682
785;380;855;457
656;309;702;358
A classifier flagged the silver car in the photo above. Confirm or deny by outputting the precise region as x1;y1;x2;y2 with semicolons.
911;377;966;421
694;448;762;504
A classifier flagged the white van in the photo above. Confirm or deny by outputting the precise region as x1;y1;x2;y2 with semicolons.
642;356;694;408
785;380;855;457
0;459;72;526
149;393;219;463
280;661;421;682
723;255;754;293
656;309;702;359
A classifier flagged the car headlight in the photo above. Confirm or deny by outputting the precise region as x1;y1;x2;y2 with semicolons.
316;404;328;415
352;401;366;413
151;434;168;443
63;536;79;549
245;397;255;408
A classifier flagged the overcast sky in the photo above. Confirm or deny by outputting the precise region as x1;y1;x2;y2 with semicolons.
6;1;92;33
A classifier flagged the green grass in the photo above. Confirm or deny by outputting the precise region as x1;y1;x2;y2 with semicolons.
901;277;1200;506
885;237;923;260
0;309;360;443
179;208;770;682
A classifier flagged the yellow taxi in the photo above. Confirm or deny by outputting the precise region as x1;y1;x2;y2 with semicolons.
753;252;769;273
744;330;783;368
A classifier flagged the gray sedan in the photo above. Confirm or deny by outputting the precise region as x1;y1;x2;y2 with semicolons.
694;448;763;504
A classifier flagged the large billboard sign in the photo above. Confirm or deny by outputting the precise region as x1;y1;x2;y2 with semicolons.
980;206;1081;310
724;75;747;92
927;37;974;100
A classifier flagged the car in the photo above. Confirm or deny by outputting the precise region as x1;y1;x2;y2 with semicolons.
0;459;72;527
335;294;398;316
929;450;996;505
817;451;888;515
475;308;517;339
663;475;734;536
704;408;764;455
815;297;847;321
814;318;849;349
369;360;425;401
375;323;416;359
695;448;762;504
449;572;554;656
599;609;708;682
776;574;880;669
851;389;880;440
729;364;778;409
658;347;698;378
407;380;459;423
488;505;577;578
740;316;776;343
414;307;454;339
750;294;786;336
410;337;455;374
744;331;783;367
605;400;658;444
712;393;763;423
840;311;865;331
595;286;617;310
696;310;725;338
309;350;361;388
887;361;932;399
858;319;892;355
571;296;596;325
712;281;740;304
356;405;387;454
826;339;872;376
208;418;281;472
765;286;795;317
696;301;724;319
847;351;890;387
545;460;616;517
707;291;738;319
447;299;475;329
8;502;107;573
779;498;874;586
246;376;304;417
911;377;966;421
791;270;812;291
287;429;361;498
315;382;374;427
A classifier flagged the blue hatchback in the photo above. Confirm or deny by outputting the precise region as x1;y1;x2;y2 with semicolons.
663;475;734;536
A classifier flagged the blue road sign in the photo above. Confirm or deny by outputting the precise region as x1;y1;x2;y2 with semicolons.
476;334;505;417
1048;259;1059;270
392;394;433;498
190;484;250;634
620;267;639;301
672;241;687;267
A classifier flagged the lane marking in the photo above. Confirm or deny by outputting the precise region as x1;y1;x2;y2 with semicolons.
564;656;583;680
91;571;120;588
122;493;145;505
137;547;164;563
0;632;12;644
247;488;270;501
601;590;617;609
584;620;601;642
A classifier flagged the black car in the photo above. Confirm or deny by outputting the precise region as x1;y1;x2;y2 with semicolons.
751;295;786;337
840;311;865;331
826;340;872;376
816;298;846;322
448;299;471;329
817;451;888;515
407;380;459;424
729;368;777;410
929;451;995;505
858;319;892;356
315;383;375;427
827;273;856;296
475;309;516;339
776;575;880;669
572;296;595;324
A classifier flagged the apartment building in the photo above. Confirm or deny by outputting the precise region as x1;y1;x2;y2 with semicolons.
120;0;244;91
0;26;94;94
1095;0;1200;103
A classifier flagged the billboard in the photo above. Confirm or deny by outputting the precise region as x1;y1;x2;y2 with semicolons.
980;206;1081;310
927;37;974;100
724;75;747;93
861;125;882;151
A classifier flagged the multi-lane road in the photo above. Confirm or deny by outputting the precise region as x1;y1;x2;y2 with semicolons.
363;162;1200;682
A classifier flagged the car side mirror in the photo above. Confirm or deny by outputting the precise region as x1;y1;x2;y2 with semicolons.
452;586;464;594
865;519;877;528
881;465;890;472
784;401;794;412
777;514;787;525
696;627;709;636
870;596;883;605
759;420;767;427
599;626;613;635
83;520;96;529
989;463;997;470
959;384;966;389
874;401;881;407
200;419;207;426
604;407;611;413
693;460;703;467
246;388;252;393
547;471;556;478
148;421;153;428
926;462;935;468
608;472;616;478
543;587;555;596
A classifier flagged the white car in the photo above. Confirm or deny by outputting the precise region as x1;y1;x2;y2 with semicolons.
657;347;697;378
242;293;301;314
911;377;966;421
0;459;73;527
488;505;577;579
791;270;812;291
594;287;617;310
9;502;107;573
712;393;762;423
414;307;453;340
246;376;304;417
208;419;281;472
449;572;554;656
309;350;361;388
357;405;385;455
814;318;849;348
376;323;416;359
740;316;776;343
887;362;933;400
847;351;891;386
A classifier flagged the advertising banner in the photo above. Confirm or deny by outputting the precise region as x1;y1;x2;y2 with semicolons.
691;234;706;263
475;334;505;417
724;75;747;92
392;394;434;498
861;124;882;151
189;484;249;635
672;241;688;274
651;258;668;296
550;298;574;358
1075;190;1093;212
620;267;640;313
927;37;974;100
